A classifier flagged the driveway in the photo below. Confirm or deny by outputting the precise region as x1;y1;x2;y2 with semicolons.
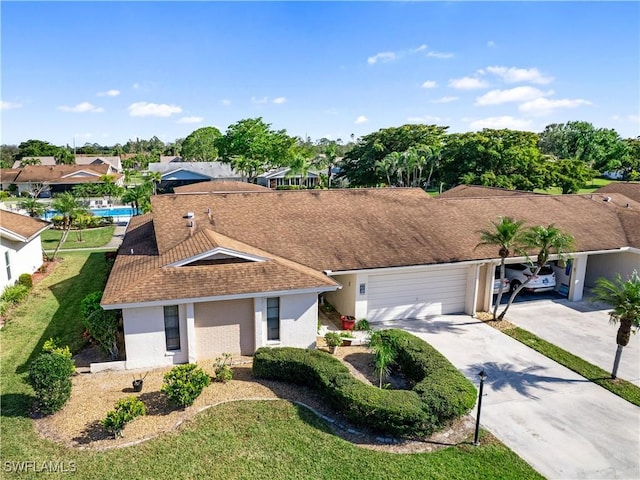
505;298;640;386
385;316;640;480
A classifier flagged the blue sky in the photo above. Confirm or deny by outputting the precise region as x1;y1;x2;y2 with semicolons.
2;1;638;147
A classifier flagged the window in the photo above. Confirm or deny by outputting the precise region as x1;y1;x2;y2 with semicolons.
164;305;181;351
267;297;280;341
4;251;11;281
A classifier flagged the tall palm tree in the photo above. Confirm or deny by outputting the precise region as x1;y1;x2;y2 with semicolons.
18;197;46;218
592;271;640;379
499;224;575;320
476;217;525;320
50;192;87;259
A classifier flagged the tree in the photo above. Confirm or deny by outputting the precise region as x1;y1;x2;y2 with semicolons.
312;139;339;188
181;127;222;162
20;157;42;167
591;271;640;379
545;158;597;194
121;183;152;215
499;225;575;319
218;118;297;182
475;217;526;320
620;137;640;180
368;331;397;388
1;144;19;168
18;197;46;218
144;171;162;195
54;147;75;165
16;139;59;159
50;192;88;260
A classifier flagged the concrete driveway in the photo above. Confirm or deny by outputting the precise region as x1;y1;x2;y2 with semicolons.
385;316;640;480
505;298;640;386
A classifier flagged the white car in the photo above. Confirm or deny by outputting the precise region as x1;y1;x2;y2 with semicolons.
504;263;556;293
493;269;510;294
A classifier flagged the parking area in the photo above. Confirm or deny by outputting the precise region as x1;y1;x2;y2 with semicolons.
504;297;640;386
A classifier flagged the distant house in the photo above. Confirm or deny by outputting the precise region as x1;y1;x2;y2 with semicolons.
1;164;123;197
74;155;123;173
12;157;57;169
0;210;51;291
147;162;245;192
159;156;182;164
256;167;319;189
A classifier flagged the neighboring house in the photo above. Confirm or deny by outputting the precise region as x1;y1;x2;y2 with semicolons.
438;185;544;198
256;167;319;189
0;170;21;192
173;181;269;194
159;156;183;164
2;164;123;197
74;155;123;173
595;182;640;204
12;157;57;169
0;210;51;291
147;162;245;192
102;188;640;369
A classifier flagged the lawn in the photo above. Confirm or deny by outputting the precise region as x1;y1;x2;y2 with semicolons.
0;252;543;480
40;226;116;250
535;177;613;195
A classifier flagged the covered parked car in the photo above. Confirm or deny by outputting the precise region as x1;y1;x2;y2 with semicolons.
505;263;556;293
493;268;510;295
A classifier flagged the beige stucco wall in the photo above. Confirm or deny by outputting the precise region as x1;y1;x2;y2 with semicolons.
585;251;640;287
194;298;254;359
324;273;356;316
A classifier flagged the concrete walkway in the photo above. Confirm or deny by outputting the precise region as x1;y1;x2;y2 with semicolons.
44;222;127;253
506;298;640;386
385;315;640;480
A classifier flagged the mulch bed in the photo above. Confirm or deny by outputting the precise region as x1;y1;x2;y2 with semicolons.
34;345;475;453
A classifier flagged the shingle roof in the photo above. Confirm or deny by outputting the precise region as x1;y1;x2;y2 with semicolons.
0;210;51;241
9;164;120;184
173;181;269;193
595;182;640;204
438;185;544;198
148;162;243;179
12;157;57;168
1;169;21;183
103;188;640;306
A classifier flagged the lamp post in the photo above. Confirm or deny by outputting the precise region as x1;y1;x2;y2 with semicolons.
474;369;488;446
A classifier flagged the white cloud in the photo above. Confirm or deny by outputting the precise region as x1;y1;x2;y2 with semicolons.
486;66;553;85
127;102;182;117
97;89;120;97
448;77;489;90
177;116;204;124
251;96;269;105
487;40;496;48
431;96;459;104
221;99;231;106
273;97;287;104
58;102;104;113
407;115;441;123
475;86;551;106
421;80;437;89
355;115;368;124
412;44;428;53
132;83;140;89
427;51;454;59
1;101;22;110
469;116;533;130
368;51;396;65
518;97;591;115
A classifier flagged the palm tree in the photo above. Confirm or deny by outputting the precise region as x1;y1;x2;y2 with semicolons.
368;331;397;388
475;217;525;320
121;183;152;215
592;271;640;379
499;224;575;320
50;192;88;259
18;197;46;218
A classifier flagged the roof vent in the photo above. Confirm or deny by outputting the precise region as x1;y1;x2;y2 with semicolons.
626;203;630;208
185;212;194;218
187;221;194;228
130;248;134;255
603;196;611;202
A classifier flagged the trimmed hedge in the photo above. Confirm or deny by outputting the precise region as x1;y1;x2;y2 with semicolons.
252;329;476;437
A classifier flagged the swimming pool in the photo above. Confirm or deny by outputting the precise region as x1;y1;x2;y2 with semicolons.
43;206;137;219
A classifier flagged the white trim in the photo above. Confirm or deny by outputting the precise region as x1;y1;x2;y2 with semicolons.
60;169;101;179
161;168;213;180
0;224;50;243
102;285;339;310
164;247;267;267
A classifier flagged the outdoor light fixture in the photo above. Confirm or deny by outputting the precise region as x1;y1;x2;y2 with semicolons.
474;369;488;446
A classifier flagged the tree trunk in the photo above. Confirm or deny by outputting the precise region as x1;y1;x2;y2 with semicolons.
51;224;71;260
493;260;507;320
498;264;542;320
616;319;632;347
611;344;624;379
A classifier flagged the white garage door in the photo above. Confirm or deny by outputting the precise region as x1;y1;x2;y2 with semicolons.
367;266;468;322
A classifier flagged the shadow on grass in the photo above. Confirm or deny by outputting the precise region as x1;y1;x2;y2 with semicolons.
16;252;110;375
0;393;35;418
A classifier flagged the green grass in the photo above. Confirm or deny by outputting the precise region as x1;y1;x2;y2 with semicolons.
535;177;613;195
0;252;543;480
41;226;116;250
503;326;640;407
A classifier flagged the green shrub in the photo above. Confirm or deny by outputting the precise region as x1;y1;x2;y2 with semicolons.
212;353;233;383
1;284;29;304
253;330;477;437
102;396;146;438
81;291;119;359
42;338;74;366
355;318;370;331
17;273;33;289
28;349;75;415
324;332;342;347
0;191;9;200
50;215;65;228
161;364;211;407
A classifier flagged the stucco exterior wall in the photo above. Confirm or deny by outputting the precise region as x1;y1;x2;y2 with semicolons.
0;235;44;291
258;293;318;349
585;251;640;287
194;298;254;359
324;274;356;316
122;305;188;369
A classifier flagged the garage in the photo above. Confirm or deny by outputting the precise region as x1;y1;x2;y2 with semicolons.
367;266;468;322
194;298;254;359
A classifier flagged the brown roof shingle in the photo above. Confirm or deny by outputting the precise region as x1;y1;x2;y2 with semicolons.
173;181;269;194
0;210;51;241
437;185;544;198
595;182;640;204
10;164;120;184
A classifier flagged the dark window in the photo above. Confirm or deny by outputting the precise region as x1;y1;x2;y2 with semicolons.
4;251;11;281
267;297;280;341
164;305;181;351
539;266;554;275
